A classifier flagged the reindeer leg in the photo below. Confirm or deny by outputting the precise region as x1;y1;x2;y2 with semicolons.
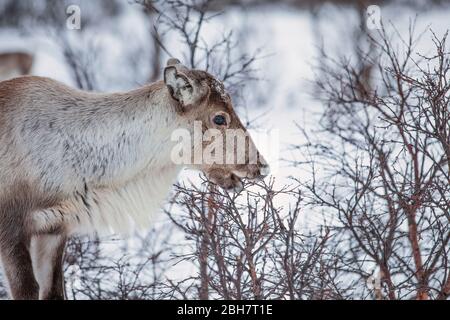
0;198;39;300
0;235;39;300
30;232;67;300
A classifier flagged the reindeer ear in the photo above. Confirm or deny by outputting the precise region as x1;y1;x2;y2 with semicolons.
164;61;193;107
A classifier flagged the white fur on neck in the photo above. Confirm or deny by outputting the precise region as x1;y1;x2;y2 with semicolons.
32;164;180;235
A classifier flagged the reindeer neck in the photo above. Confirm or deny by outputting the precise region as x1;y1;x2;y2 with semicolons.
64;81;182;186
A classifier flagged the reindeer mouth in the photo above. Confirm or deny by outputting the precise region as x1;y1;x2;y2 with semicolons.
226;173;244;193
217;173;244;193
208;171;244;193
232;166;270;182
208;165;269;193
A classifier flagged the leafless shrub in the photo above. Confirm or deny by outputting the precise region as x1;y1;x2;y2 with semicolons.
163;178;347;300
295;22;450;300
64;225;175;300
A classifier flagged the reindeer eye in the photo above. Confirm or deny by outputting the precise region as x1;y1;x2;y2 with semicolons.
213;115;227;126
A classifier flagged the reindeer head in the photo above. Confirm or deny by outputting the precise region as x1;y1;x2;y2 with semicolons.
164;58;270;191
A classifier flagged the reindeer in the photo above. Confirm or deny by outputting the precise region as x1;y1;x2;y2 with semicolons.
0;58;269;300
0;52;33;81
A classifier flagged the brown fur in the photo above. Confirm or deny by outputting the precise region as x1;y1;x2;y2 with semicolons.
0;52;33;80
